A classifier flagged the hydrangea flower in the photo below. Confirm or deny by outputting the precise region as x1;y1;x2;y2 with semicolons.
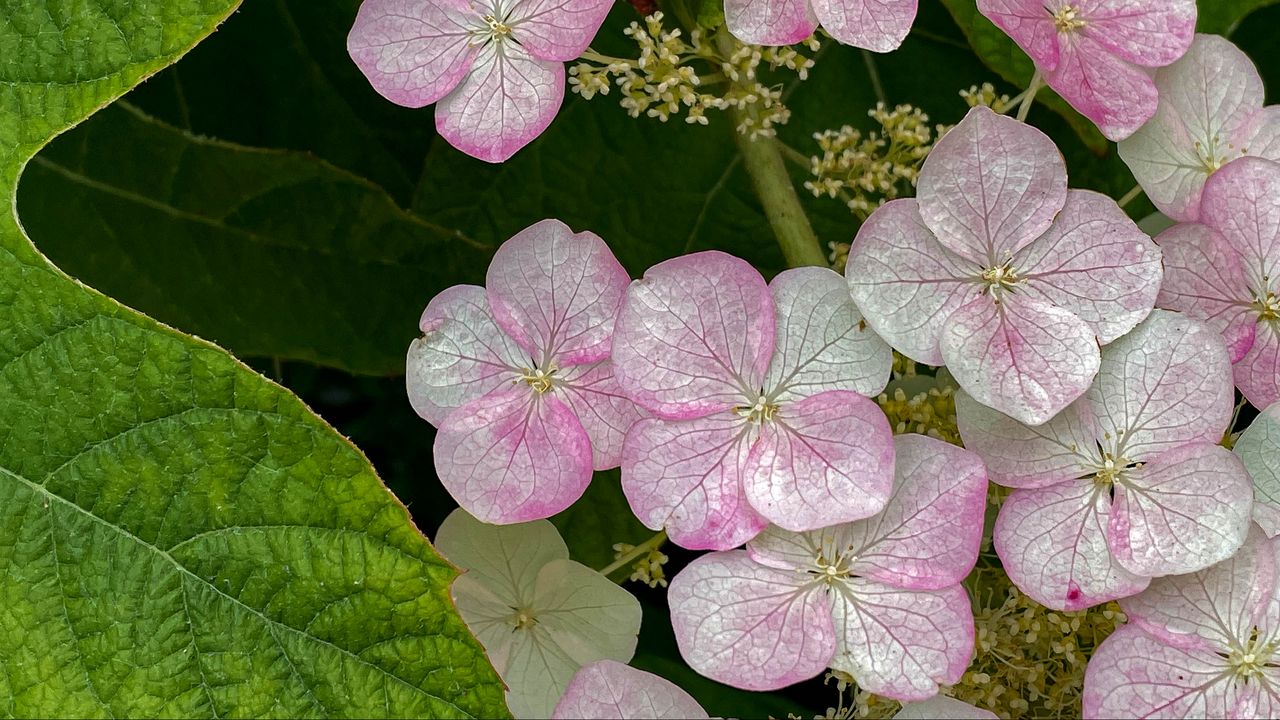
725;0;917;52
435;509;643;718
613;256;894;549
552;661;710;719
1083;527;1280;718
848;106;1162;426
957;310;1253;611
407;219;643;523
976;0;1196;141
1118;35;1280;223
667;435;986;697
348;0;612;162
895;696;998;719
1154;157;1280;409
1237;403;1280;538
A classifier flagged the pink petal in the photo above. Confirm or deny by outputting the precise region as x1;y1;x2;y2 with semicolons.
508;0;615;62
557;361;647;470
1044;34;1158;142
552;661;710;720
436;44;564;163
940;295;1100;426
1236;404;1280;538
1076;0;1196;67
747;523;855;572
895;697;998;720
846;199;976;367
347;0;478;108
766;266;893;402
406;284;528;425
620;414;766;550
1083;625;1240;719
1014;190;1162;344
613;252;775;420
1200;157;1280;305
667;551;834;691
1083;310;1234;464
811;0;917;53
723;0;818;46
434;385;592;523
975;0;1060;71
844;434;988;589
743;391;895;531
1237;320;1280;410
1153;223;1257;362
829;580;973;701
917;106;1068;264
1109;443;1253;578
995;480;1149;611
956;391;1100;490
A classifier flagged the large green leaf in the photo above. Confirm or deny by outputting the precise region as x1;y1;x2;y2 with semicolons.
0;2;508;717
1197;0;1280;34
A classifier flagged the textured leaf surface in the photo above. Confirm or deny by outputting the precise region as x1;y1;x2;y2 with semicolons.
0;2;508;717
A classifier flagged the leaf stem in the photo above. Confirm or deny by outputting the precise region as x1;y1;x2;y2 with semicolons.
1016;70;1042;122
1117;184;1144;208
600;531;667;578
862;50;887;105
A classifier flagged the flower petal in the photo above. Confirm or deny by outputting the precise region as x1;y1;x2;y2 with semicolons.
620;414;766;550
830;580;973;701
941;295;1100;426
436;44;564;163
894;697;997;720
1045;34;1158;142
1082;625;1239;720
347;0;478;108
503;622;585;718
435;508;569;608
509;0;616;62
743;391;895;531
956;390;1100;489
747;523;854;572
614;252;774;419
995;480;1149;610
451;574;526;672
668;551;834;691
552;661;710;720
765;266;893;402
917;106;1067;264
1076;0;1195;67
407;284;528;425
533;559;642;665
1153;223;1257;362
1236;320;1280;421
486;219;630;365
1109;443;1253;577
975;0;1060;71
1200;157;1280;293
1236;404;1280;537
434;386;592;523
811;0;917;53
723;0;818;46
557;361;646;470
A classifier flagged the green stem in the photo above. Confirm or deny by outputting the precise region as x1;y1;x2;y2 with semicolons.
1016;70;1042;122
600;531;667;579
1117;184;1144;208
732;122;829;268
862;50;887;105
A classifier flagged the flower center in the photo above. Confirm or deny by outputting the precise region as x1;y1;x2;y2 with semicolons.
981;262;1022;301
510;607;538;630
735;394;779;423
518;366;556;394
1254;291;1280;322
1194;137;1228;174
469;11;514;45
1092;452;1134;488
1224;630;1278;681
1051;5;1086;32
809;551;853;585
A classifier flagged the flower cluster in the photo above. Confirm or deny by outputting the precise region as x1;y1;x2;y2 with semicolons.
960;82;1013;114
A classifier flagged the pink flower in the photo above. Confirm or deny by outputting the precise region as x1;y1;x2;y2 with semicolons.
1237;403;1280;538
552;661;710;719
958;310;1253;611
977;0;1196;141
348;0;612;163
1119;35;1280;223
725;0;917;52
667;435;986;697
1084;527;1280;718
407;219;643;523
895;697;998;719
612;255;894;549
848;106;1162;426
1154;157;1280;409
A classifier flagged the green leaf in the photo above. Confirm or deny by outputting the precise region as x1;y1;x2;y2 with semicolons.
0;2;508;717
1197;0;1280;34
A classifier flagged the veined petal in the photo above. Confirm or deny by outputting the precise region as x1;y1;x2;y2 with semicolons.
552;661;710;720
503;623;584;718
557;361;646;470
435;508;568;609
614;252;774;419
743;391;895;531
765;266;893;402
1237;320;1280;410
347;0;478;107
450;575;527;682
1076;0;1196;67
975;0;1061;71
829;580;973;702
620;414;766;550
724;0;818;46
436;43;564;163
1236;404;1280;537
1201;157;1280;293
1154;223;1257;362
1082;625;1240;720
486;219;630;365
434;385;592;523
508;0;615;62
895;697;997;720
956;390;1100;489
668;551;834;691
995;480;1149;610
812;0;917;53
532;559;642;665
917;106;1068;264
1045;33;1158;142
747;523;857;572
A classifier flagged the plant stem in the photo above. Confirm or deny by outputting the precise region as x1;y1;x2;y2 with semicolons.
1016;70;1041;122
600;531;667;578
1117;184;1144;208
732;123;830;267
862;50;887;105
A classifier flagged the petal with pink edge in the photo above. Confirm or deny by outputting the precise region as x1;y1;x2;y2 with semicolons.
1236;404;1280;537
846;199;975;367
1084;310;1234;463
406;284;528;425
552;661;710;720
956;391;1099;489
557;361;646;470
1154;224;1257;362
436;43;564;163
975;0;1060;71
668;551;835;691
614;252;774;419
509;0;616;62
844;434;988;589
995;480;1149;610
743;391;895;531
1082;626;1240;720
434;386;592;523
723;0;818;46
766;266;893;402
940;295;1100;427
1045;34;1158;142
895;697;997;720
829;580;973;702
347;0;478;108
1014;190;1162;344
917;106;1067;263
621;413;766;550
486;219;630;365
1200;157;1280;291
812;0;917;53
1237;320;1280;414
1076;0;1195;67
1109;443;1253;578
